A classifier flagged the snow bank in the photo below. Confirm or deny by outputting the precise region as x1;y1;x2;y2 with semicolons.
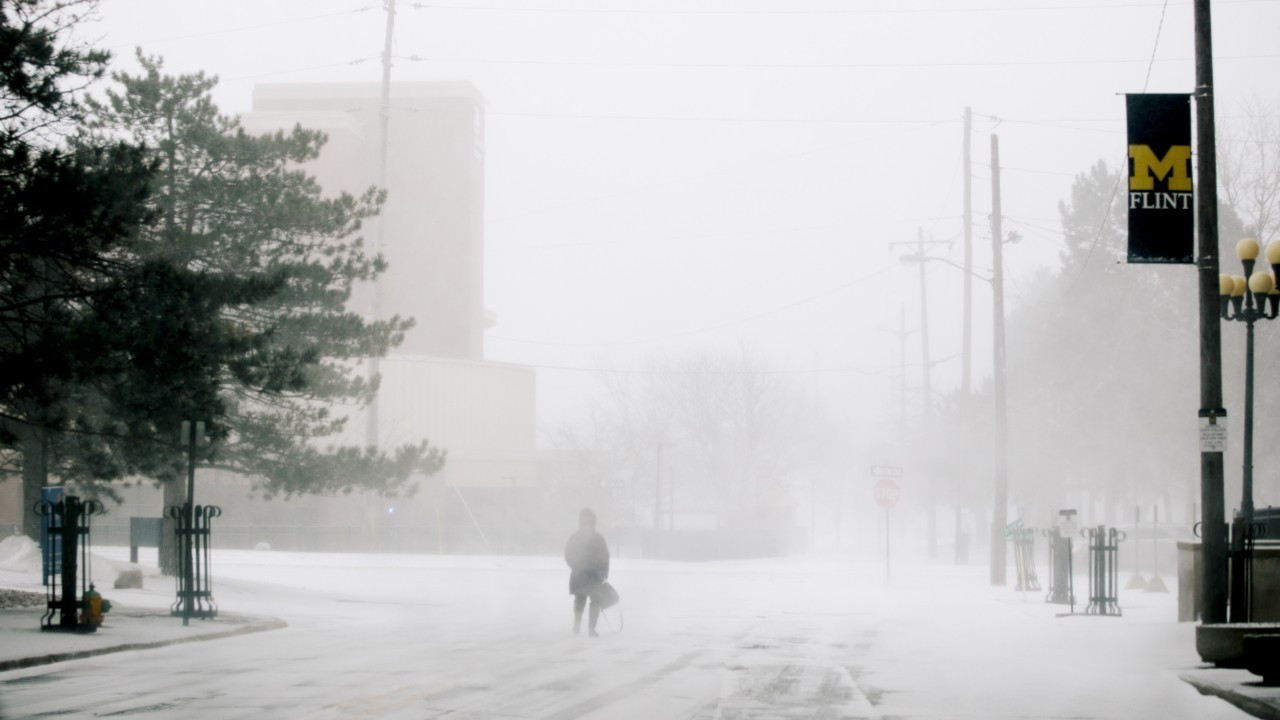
0;534;40;573
0;535;140;588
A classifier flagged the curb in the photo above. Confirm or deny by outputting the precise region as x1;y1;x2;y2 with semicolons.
0;615;287;673
1181;671;1280;720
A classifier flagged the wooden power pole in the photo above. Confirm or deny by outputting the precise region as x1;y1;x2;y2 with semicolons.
1194;0;1227;624
989;134;1009;586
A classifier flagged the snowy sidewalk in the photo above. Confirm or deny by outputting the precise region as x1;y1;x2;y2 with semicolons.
0;535;285;672
1183;668;1280;720
0;606;285;672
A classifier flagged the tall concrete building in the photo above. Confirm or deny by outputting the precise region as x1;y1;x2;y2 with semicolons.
234;82;538;550
243;82;487;360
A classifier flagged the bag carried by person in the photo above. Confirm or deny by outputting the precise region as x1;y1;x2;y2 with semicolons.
592;581;620;610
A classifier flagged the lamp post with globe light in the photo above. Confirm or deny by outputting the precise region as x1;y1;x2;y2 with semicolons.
1218;237;1280;620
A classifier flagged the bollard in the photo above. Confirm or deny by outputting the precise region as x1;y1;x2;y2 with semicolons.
1082;525;1124;616
34;495;106;632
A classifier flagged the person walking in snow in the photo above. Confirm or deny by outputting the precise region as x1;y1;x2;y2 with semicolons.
564;507;610;637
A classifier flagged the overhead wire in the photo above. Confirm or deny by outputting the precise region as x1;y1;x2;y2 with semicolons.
407;0;1274;15
484;262;897;348
119;0;1250;370
227;56;381;82
103;5;377;50
487;117;956;224
522;361;891;377
487;110;959;125
1061;0;1173;296
390;52;1278;71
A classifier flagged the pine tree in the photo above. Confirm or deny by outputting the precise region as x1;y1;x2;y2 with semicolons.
83;54;445;545
0;0;165;538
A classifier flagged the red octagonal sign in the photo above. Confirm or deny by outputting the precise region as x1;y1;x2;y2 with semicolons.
874;478;901;509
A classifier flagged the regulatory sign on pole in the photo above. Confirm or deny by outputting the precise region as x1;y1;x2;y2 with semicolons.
874;478;900;509
870;465;903;479
873;478;899;584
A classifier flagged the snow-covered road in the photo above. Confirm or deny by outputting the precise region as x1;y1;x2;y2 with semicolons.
0;549;1250;719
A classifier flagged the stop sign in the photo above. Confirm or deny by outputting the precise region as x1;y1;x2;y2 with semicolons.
874;478;900;509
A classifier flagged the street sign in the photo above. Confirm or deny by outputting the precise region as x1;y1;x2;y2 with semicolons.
870;465;903;479
874;478;900;509
1199;415;1227;453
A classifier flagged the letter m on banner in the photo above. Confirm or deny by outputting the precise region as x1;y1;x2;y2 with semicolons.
1126;94;1194;264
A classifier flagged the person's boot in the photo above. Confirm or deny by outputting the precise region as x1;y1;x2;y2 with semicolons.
573;609;582;635
588;605;600;637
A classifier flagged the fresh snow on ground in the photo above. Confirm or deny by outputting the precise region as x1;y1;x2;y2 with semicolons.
0;540;1251;719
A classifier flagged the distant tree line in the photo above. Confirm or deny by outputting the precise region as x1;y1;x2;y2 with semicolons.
547;348;836;538
940;122;1280;530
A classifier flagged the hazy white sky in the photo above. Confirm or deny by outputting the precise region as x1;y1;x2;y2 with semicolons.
82;0;1280;435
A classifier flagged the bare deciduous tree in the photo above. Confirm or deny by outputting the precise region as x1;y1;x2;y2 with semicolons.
548;347;832;533
1220;96;1280;244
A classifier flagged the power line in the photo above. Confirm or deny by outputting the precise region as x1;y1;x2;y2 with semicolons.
226;56;380;82
392;52;1279;70
483;263;896;348
1000;165;1079;178
488;119;954;224
1143;0;1173;89
487;216;965;255
1063;0;1170;296
384;351;892;377
384;352;893;376
521;362;891;377
406;0;1275;15
105;6;377;50
488;110;959;125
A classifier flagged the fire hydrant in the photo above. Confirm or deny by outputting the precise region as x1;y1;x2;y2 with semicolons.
80;584;108;629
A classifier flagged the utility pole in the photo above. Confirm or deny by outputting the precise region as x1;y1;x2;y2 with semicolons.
916;228;938;558
962;107;974;396
956;107;974;565
898;305;907;427
654;442;664;531
891;232;947;559
889;234;948;417
1194;0;1227;624
366;0;397;447
917;228;933;417
990;134;1010;586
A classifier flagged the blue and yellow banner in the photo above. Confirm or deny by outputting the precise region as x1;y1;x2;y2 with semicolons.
1126;94;1194;264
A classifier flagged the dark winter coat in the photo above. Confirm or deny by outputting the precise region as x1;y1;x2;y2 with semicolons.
565;528;610;596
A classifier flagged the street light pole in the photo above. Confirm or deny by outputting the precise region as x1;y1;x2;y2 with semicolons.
990;134;1010;587
1219;238;1279;621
